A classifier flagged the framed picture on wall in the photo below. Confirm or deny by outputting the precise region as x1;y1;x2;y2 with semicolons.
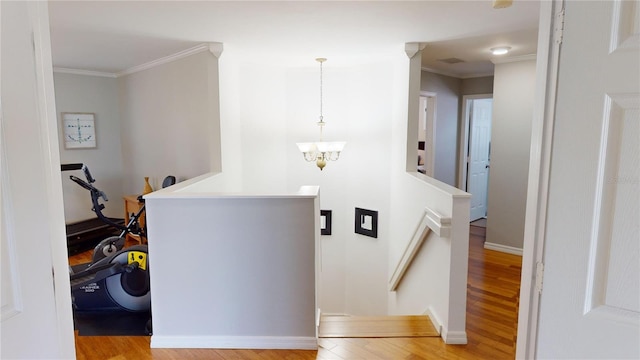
355;207;378;238
321;210;332;235
62;113;96;149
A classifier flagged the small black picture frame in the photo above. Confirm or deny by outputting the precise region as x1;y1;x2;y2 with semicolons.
355;207;378;238
321;210;332;235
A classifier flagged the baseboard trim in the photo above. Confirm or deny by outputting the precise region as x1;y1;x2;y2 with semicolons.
423;306;443;335
484;242;523;256
320;312;350;316
150;335;318;350
442;330;468;345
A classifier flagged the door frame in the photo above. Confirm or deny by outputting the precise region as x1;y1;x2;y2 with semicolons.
26;0;556;358
1;2;77;357
457;93;493;191
516;0;561;359
419;91;437;177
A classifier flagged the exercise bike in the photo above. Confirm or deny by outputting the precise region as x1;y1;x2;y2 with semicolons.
62;164;151;313
62;163;147;264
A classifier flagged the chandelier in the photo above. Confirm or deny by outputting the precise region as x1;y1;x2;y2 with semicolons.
297;58;346;170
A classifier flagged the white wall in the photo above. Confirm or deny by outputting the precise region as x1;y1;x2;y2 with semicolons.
145;179;318;349
486;57;536;251
389;50;471;343
461;76;494;96
218;51;395;316
420;71;461;186
54;73;124;222
117;50;221;195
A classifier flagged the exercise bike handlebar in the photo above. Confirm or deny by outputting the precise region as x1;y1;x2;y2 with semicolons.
69;175;96;192
62;163;146;237
61;163;95;183
70;175;131;232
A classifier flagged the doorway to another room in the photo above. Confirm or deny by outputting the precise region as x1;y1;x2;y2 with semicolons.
460;95;493;224
417;92;436;176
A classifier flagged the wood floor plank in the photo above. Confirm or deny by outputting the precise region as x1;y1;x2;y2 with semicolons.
318;315;439;338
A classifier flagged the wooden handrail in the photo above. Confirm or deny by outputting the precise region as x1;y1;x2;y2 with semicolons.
389;207;451;291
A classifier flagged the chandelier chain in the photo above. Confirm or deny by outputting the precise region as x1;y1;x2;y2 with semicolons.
319;60;323;122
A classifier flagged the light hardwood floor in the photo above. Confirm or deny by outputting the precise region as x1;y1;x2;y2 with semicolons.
69;225;522;359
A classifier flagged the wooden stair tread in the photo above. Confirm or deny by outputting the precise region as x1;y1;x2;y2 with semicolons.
318;315;439;338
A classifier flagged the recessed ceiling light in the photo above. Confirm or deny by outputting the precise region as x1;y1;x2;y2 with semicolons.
491;47;511;55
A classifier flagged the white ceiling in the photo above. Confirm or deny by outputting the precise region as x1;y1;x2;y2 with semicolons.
48;0;540;77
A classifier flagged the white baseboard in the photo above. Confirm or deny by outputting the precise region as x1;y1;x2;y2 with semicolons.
484;242;523;256
442;330;468;345
320;312;350;316
422;306;442;335
150;335;318;350
423;306;466;344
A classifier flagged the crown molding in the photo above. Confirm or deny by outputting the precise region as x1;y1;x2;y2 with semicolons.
421;66;495;80
116;42;223;77
459;72;495;79
491;53;537;64
52;42;223;79
208;43;224;58
421;66;461;79
53;67;117;78
405;42;426;59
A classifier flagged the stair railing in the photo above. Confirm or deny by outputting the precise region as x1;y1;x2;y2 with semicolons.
389;207;451;291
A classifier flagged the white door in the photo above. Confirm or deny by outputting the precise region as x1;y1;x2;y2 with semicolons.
536;1;639;358
467;98;492;221
1;2;76;359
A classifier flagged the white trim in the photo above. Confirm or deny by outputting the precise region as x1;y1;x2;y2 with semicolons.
319;312;350;317
389;207;451;291
117;43;218;77
484;242;523;256
491;54;537;64
442;330;468;345
53;43;223;79
421;66;459;79
53;67;117;78
423;306;443;335
207;42;224;58
0;106;23;322
516;1;562;359
420;91;437;177
405;42;426;58
421;66;494;79
27;2;77;358
458;93;494;191
459;72;495;79
150;335;318;350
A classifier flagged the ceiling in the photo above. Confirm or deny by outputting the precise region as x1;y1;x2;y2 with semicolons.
47;1;540;77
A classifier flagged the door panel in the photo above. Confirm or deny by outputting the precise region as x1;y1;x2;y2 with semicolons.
537;1;639;358
467;98;492;221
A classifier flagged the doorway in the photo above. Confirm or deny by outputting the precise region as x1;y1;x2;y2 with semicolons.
459;94;493;222
418;91;436;176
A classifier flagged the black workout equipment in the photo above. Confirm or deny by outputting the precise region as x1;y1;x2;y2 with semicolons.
70;244;151;312
62;163;147;263
62;164;152;315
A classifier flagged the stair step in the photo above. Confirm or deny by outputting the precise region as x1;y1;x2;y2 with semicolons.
319;315;439;338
